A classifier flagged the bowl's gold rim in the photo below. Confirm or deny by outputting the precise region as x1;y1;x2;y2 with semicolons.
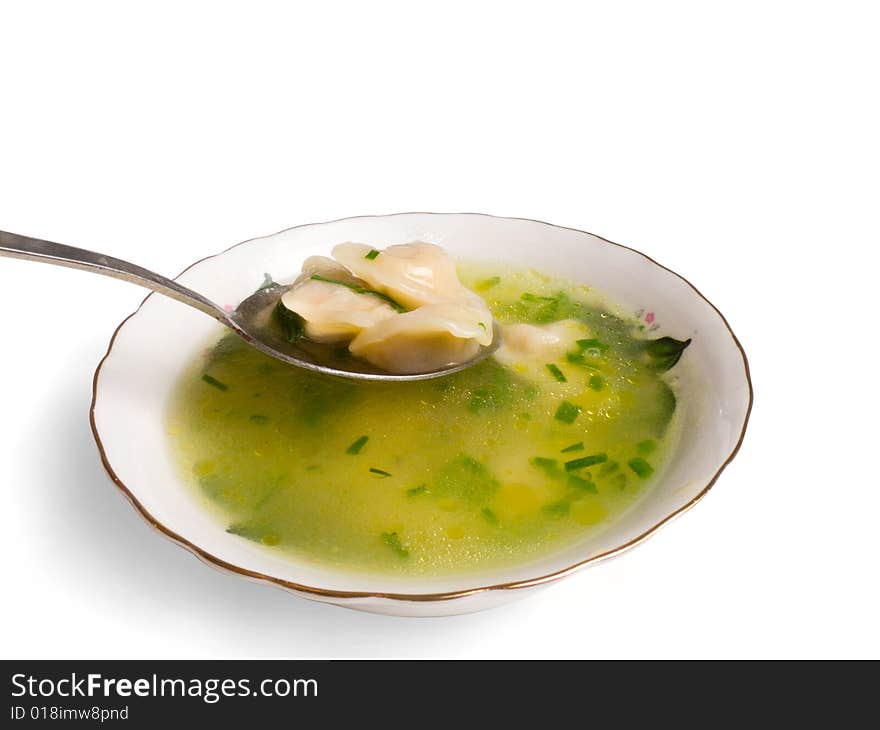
89;212;754;604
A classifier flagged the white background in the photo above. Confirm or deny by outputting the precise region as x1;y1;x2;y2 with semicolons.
1;1;877;659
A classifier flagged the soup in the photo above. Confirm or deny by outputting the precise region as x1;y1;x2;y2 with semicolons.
167;265;688;576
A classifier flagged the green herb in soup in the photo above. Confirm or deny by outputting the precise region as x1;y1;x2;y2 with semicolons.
168;265;688;576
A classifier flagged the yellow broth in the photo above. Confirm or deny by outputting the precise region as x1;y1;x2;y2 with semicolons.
167;266;685;576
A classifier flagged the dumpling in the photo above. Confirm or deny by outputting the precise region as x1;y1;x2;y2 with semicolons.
332;242;482;310
493;320;589;367
296;255;360;284
280;258;398;344
279;243;495;370
349;302;492;374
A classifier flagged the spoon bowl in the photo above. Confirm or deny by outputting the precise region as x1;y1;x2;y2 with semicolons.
231;281;502;380
0;230;500;381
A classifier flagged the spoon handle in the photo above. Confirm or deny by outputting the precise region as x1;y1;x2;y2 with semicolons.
0;230;229;322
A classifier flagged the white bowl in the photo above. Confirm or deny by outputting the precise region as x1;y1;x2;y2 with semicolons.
90;213;752;616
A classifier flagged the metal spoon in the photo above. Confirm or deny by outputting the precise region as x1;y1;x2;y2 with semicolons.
0;230;501;381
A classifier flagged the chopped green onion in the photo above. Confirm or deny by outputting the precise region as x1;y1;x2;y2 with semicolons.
481;507;499;526
364;249;381;260
637;440;657;455
346;435;369;455
530;456;559;477
521;292;557;303
577;338;608;354
561;441;584;453
545;363;567;382
201;374;228;391
380;531;409;558
406;484;427;496
249;414;269;425
568;475;598;493
642;337;692;372
565;351;600;370
598;461;620;477
310;274;407;313
564;453;608;471
554;401;581;424
226;523;261;541
272;300;306;343
227;523;280;546
478;321;487;331
542;500;571;518
628;457;654;479
588;375;604;391
369;467;392;477
475;276;501;291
